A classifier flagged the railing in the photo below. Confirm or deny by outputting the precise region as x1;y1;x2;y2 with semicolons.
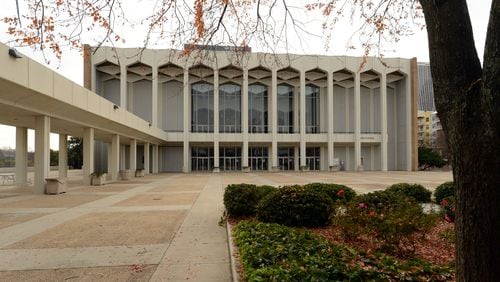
249;125;268;133
220;125;242;133
191;125;214;133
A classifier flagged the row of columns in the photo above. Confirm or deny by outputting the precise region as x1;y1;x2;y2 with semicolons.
14;118;159;194
178;67;394;172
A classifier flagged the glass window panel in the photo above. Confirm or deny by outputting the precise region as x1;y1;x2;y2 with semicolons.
306;85;320;133
191;83;214;132
277;84;294;133
219;84;241;133
249;84;268;133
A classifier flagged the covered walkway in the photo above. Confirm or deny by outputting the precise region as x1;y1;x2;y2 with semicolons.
0;43;166;194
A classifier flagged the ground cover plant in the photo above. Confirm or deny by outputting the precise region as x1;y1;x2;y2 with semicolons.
234;220;454;281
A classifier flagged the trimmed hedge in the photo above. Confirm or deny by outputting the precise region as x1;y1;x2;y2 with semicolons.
257;185;333;227
303;182;357;203
223;184;275;217
434;181;455;204
386;183;432;203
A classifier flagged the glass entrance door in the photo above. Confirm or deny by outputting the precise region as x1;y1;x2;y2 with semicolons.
278;147;295;171
219;147;242;171
191;147;214;172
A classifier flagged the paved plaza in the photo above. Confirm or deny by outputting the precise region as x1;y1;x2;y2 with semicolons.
0;170;452;281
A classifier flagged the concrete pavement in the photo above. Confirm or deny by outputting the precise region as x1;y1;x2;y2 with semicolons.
0;170;452;281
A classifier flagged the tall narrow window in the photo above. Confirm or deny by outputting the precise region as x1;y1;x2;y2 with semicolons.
306;84;320;133
248;83;268;133
191;83;214;132
277;84;294;133
219;83;241;133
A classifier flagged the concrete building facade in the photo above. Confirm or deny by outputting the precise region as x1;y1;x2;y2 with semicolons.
87;46;418;173
0;42;418;193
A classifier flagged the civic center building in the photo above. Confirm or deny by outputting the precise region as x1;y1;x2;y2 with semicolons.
0;42;417;193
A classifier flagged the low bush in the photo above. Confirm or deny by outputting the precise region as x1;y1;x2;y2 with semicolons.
334;191;438;247
440;196;456;223
257;185;333;227
303;182;357;203
223;184;275;217
234;220;453;281
386;183;432;203
434;181;455;204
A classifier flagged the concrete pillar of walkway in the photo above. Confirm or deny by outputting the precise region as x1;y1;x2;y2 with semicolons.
299;70;307;170
242;68;249;171
271;69;278;171
213;69;220;172
144;142;150;174
120;64;127;109
152;144;159;174
15;127;28;186
354;72;362;171
110;134;120;181
58;134;68;178
294;146;300;171
183;68;190;173
380;73;388;171
82;128;94;185
130;139;137;173
327;72;335;170
34;116;50;194
152;65;159;127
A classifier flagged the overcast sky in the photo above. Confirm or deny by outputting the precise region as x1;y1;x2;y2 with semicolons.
0;0;493;151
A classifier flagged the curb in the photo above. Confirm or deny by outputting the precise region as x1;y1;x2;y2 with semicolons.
226;218;240;282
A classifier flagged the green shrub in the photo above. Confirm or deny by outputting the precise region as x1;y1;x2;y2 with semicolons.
303;182;357;203
334;191;438;247
434;181;455;204
386;183;432;203
257;185;333;227
223;184;275;217
234;220;453;281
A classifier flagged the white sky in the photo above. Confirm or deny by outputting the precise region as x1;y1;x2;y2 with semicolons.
0;0;492;151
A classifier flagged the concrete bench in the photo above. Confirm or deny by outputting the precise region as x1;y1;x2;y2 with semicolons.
45;178;67;194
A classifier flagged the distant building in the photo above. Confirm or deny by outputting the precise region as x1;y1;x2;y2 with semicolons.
417;63;435;112
417;111;433;147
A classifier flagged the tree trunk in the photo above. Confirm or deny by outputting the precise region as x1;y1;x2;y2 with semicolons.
419;0;500;280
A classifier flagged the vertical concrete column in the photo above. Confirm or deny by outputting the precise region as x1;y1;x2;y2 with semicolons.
380;73;388;171
34;116;50;194
242;68;249;170
58;134;68;178
405;72;413;171
15;127;28;186
130;139;137;172
294;146;300;171
271;69;278;170
110;134;120;181
299;70;306;170
213;69;220;172
327;72;334;169
183;68;190;173
82;127;94;185
144;142;150;174
152;144;159;174
120;64;127;109
354;72;362;171
152;64;159;127
119;145;126;170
